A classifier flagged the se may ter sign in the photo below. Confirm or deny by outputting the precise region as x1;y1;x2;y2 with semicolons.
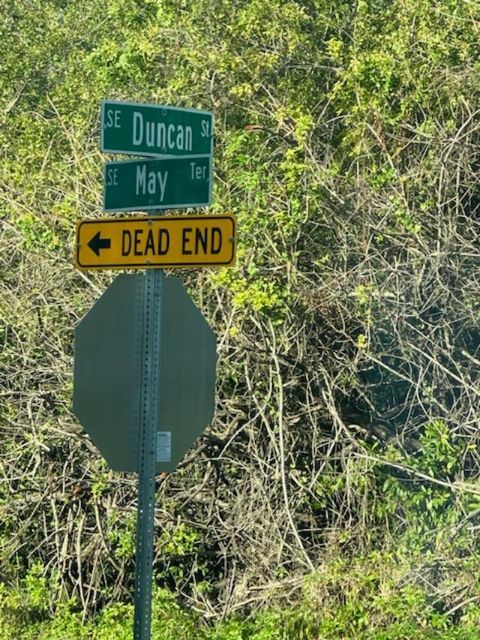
103;156;212;212
75;215;236;270
101;100;213;157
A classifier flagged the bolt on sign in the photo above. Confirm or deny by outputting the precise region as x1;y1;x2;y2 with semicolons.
103;156;212;212
75;214;236;270
101;100;213;157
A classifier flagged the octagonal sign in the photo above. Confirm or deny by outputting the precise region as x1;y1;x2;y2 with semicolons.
73;273;216;473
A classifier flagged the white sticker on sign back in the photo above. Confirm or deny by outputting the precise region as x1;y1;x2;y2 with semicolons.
156;432;172;462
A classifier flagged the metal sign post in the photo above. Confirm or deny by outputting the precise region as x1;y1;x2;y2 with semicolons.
134;268;163;640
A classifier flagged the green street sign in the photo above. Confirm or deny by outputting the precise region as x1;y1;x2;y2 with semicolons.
103;156;212;212
101;100;213;157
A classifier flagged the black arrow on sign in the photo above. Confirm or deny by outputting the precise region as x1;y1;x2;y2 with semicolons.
88;231;111;256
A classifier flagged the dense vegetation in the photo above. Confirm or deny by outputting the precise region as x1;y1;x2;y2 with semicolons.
1;0;480;637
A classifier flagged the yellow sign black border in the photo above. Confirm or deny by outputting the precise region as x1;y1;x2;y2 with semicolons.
75;214;236;270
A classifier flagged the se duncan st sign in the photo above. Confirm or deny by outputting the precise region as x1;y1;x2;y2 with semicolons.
75;214;236;270
100;100;213;157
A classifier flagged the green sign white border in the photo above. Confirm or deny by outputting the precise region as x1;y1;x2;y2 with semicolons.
100;99;214;158
102;156;213;213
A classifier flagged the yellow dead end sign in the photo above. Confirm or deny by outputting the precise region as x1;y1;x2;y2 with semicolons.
75;214;236;270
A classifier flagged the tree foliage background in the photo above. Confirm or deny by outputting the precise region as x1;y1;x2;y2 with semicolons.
1;0;480;637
